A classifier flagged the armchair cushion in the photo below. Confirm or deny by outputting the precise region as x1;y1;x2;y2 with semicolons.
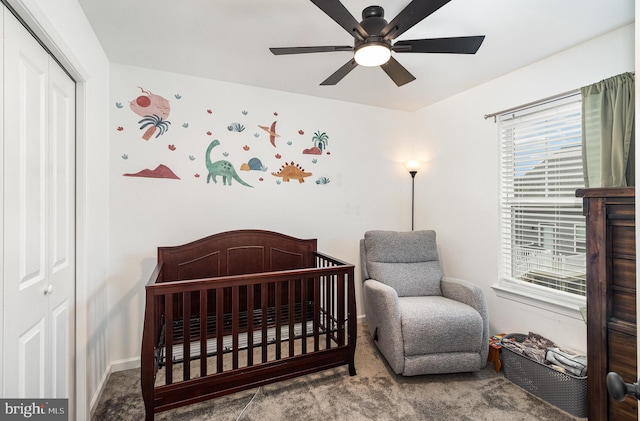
398;296;484;356
364;230;442;297
367;261;442;297
364;230;438;263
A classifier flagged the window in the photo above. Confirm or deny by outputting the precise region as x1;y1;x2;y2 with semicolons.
499;93;586;299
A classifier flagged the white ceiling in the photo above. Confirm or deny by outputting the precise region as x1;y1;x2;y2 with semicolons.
78;0;634;112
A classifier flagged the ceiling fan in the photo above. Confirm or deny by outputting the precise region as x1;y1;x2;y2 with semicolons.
269;0;485;87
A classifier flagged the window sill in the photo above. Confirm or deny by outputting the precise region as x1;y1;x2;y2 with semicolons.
491;282;587;322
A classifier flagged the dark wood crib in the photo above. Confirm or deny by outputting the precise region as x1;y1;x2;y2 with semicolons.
140;230;357;420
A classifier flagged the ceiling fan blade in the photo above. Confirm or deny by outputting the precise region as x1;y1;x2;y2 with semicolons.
380;57;416;87
393;36;485;54
320;58;358;85
381;0;452;40
310;0;368;41
270;46;353;55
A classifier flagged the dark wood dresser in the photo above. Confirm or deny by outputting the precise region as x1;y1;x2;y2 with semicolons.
577;187;636;421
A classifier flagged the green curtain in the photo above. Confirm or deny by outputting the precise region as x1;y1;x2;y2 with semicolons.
581;72;635;187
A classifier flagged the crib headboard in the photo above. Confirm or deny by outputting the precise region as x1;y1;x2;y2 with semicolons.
157;229;317;282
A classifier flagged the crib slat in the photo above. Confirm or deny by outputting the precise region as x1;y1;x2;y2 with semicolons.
216;288;224;373
261;283;268;363
275;281;282;360
288;279;295;357
165;293;173;385
183;292;191;381
200;289;207;377
247;284;254;367
336;274;345;346
232;286;239;369
301;278;308;354
325;274;333;350
313;276;320;352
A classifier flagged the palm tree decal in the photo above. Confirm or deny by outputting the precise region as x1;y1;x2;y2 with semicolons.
312;131;329;153
138;114;171;140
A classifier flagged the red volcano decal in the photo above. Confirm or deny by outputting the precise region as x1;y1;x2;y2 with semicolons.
123;164;180;179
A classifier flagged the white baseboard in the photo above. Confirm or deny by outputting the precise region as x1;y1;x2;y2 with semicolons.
88;357;141;416
89;365;111;416
110;356;141;372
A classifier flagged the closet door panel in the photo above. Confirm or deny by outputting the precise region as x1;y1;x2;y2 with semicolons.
47;53;75;400
49;64;74;274
18;318;45;398
11;37;47;288
51;299;70;398
3;6;50;397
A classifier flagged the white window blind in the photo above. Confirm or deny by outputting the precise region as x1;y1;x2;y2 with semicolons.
499;93;586;297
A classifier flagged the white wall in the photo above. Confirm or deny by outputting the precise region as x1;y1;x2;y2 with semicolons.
6;0;112;419
411;23;635;353
107;63;414;366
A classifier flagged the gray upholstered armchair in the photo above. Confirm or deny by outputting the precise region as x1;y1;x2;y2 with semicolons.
360;230;489;376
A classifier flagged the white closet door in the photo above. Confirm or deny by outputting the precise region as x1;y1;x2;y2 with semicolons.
2;4;76;401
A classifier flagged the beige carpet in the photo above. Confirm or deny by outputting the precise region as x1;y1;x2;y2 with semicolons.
92;325;585;421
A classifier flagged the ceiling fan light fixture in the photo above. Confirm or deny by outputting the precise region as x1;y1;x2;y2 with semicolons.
269;1;485;86
354;42;391;67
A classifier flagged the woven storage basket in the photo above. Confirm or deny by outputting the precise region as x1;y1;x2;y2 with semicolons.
500;333;587;418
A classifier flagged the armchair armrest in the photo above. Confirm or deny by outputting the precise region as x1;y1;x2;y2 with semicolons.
363;279;405;374
441;277;490;363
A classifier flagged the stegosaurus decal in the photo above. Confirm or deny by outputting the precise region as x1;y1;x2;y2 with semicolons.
271;161;312;183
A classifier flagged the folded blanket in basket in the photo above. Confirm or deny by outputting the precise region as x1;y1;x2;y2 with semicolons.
545;348;587;377
501;332;557;364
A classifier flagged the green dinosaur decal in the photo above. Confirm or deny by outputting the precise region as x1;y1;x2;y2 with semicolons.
205;139;252;187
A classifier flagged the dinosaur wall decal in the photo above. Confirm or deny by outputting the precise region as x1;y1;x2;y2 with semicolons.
272;162;312;183
205;139;253;187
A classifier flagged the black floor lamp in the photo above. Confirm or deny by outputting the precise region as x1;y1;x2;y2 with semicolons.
403;160;422;231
